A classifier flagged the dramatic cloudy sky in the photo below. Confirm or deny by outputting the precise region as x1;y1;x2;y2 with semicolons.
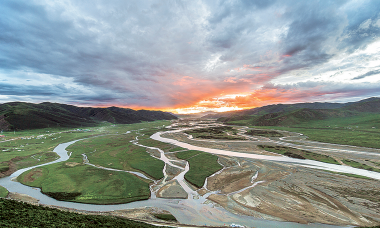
1;0;380;113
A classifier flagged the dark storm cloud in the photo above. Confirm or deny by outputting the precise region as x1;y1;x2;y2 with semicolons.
352;69;380;80
1;0;380;108
0;82;65;96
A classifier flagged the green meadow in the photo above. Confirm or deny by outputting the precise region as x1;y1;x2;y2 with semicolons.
66;134;165;180
0;121;170;175
0;186;8;198
175;150;223;188
14;121;172;204
0;125;110;174
232;113;380;149
18;162;152;204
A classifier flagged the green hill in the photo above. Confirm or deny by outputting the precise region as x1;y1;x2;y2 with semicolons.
0;102;177;131
218;97;380;127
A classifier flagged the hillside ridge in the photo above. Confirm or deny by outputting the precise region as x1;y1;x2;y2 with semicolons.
0;102;177;130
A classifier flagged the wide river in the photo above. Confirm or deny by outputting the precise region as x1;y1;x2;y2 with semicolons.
0;131;356;228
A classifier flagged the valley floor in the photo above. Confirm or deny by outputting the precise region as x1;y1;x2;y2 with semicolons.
1;119;380;227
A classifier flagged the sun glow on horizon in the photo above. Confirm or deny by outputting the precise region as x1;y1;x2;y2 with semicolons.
166;93;254;114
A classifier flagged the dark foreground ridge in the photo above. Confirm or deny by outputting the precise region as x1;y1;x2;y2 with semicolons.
0;198;161;228
0;102;177;130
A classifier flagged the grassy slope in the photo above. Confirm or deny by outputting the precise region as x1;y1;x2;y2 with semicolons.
0;186;8;198
0;198;160;228
176;150;223;188
15;121;171;204
0;102;177;130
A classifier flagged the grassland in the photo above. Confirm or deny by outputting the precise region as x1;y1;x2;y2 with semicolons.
153;214;177;222
258;145;340;164
0;127;103;175
175;150;223;188
66;134;165;180
184;126;245;140
246;129;283;137
0;198;160;227
228;113;380;149
18;161;152;204
342;159;380;173
0;121;170;177
14;121;173;204
0;186;8;198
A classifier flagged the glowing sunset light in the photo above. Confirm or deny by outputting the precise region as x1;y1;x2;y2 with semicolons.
1;1;380;111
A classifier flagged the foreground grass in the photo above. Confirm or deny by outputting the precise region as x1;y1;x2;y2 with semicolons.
0;186;8;198
258;145;340;164
18;162;151;204
176;150;223;188
0;198;161;227
67;134;165;180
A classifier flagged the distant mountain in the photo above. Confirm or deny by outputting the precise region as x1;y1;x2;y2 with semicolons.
217;97;380;126
343;97;380;113
203;101;347;119
0;102;177;131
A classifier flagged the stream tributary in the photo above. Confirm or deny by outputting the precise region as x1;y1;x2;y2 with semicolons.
0;133;346;228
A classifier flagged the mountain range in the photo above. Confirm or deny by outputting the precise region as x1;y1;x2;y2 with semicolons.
206;97;380;126
0;102;177;131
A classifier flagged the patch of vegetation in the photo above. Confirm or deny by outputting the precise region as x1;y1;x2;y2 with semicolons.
0;121;171;177
185;126;245;140
246;129;283;137
175;150;201;160
327;171;372;180
0;198;161;227
67;134;165;180
153;214;177;222
0;163;9;173
169;147;186;152
342;159;380;173
18;161;151;205
138;138;173;152
42;192;82;201
0;186;8;198
176;150;223;188
258;145;340;164
227;113;380;149
0;128;101;174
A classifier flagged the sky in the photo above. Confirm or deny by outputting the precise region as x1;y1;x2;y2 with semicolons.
1;0;380;113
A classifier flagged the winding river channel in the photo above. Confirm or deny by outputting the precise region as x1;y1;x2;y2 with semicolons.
0;129;356;228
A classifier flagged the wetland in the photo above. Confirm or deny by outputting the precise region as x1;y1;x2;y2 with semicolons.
0;119;380;227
